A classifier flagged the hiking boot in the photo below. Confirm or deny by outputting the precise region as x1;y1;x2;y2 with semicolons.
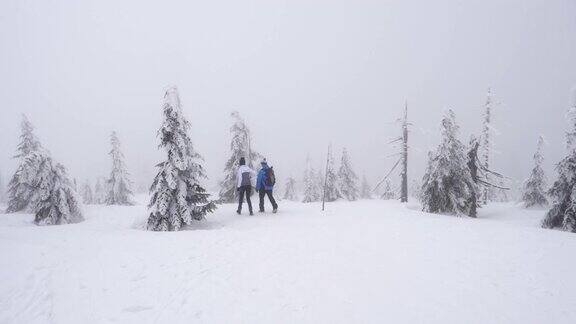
273;208;278;214
236;210;241;215
249;212;254;216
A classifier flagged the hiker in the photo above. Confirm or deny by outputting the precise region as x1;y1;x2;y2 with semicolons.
256;159;278;213
236;157;256;215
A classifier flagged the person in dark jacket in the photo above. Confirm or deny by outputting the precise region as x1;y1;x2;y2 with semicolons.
256;159;278;213
236;157;256;215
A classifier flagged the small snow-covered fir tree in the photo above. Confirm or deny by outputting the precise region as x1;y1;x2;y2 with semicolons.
542;100;576;232
316;170;326;200
94;177;105;204
81;180;94;204
521;136;548;208
360;175;372;199
409;179;422;201
323;148;341;202
302;157;320;203
380;179;396;200
105;131;134;205
31;150;83;225
219;111;261;203
147;87;216;231
6;115;43;213
283;177;298;201
421;110;475;216
338;148;359;201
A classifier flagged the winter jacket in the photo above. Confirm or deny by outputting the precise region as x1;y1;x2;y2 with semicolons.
237;165;256;188
256;165;274;191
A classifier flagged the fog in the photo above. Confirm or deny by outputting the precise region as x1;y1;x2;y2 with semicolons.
1;0;575;194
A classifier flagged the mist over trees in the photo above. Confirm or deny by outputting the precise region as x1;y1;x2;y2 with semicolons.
360;175;372;199
521;136;549;208
338;148;359;201
283;177;298;201
81;180;94;205
105;131;134;206
302;157;321;203
322;147;341;203
1;85;574;235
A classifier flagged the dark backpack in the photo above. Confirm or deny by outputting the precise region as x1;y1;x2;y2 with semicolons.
264;167;276;187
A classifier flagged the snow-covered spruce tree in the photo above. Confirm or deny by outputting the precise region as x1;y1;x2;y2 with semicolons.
323;149;341;202
81;180;94;204
105;131;134;205
147;87;216;231
315;170;326;200
381;179;396;200
31;150;83;225
338;148;359;201
283;177;298;201
421;110;475;216
302;158;320;203
94;178;105;204
542;103;576;231
360;175;372;199
219;111;261;203
6;115;43;213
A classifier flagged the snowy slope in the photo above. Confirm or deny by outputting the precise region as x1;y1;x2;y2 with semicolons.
1;198;575;324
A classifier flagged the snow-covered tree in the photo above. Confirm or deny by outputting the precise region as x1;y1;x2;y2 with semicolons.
147;87;216;231
542;102;576;231
480;88;494;204
105;131;134;205
94;177;105;204
360;175;372;199
380;180;396;200
32;150;84;225
81;180;94;205
302;158;321;203
338;148;359;201
322;148;341;202
421;110;475;216
6;115;42;213
219;111;261;203
283;177;298;201
409;179;422;201
315;170;326;200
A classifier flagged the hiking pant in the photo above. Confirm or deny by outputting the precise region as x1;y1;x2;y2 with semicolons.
259;190;278;212
237;186;253;214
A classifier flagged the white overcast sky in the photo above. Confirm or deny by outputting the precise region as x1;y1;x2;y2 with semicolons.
1;0;575;193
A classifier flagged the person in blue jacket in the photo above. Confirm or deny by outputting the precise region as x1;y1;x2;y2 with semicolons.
256;159;278;213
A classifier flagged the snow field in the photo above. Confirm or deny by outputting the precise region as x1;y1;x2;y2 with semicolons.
1;198;575;323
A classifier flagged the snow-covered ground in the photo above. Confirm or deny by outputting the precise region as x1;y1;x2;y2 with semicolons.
1;197;575;324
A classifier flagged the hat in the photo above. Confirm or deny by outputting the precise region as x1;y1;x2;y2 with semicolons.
261;158;268;165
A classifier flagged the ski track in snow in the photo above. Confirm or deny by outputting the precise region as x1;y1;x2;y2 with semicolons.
0;198;575;324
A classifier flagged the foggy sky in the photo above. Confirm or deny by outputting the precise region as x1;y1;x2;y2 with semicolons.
1;0;575;194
